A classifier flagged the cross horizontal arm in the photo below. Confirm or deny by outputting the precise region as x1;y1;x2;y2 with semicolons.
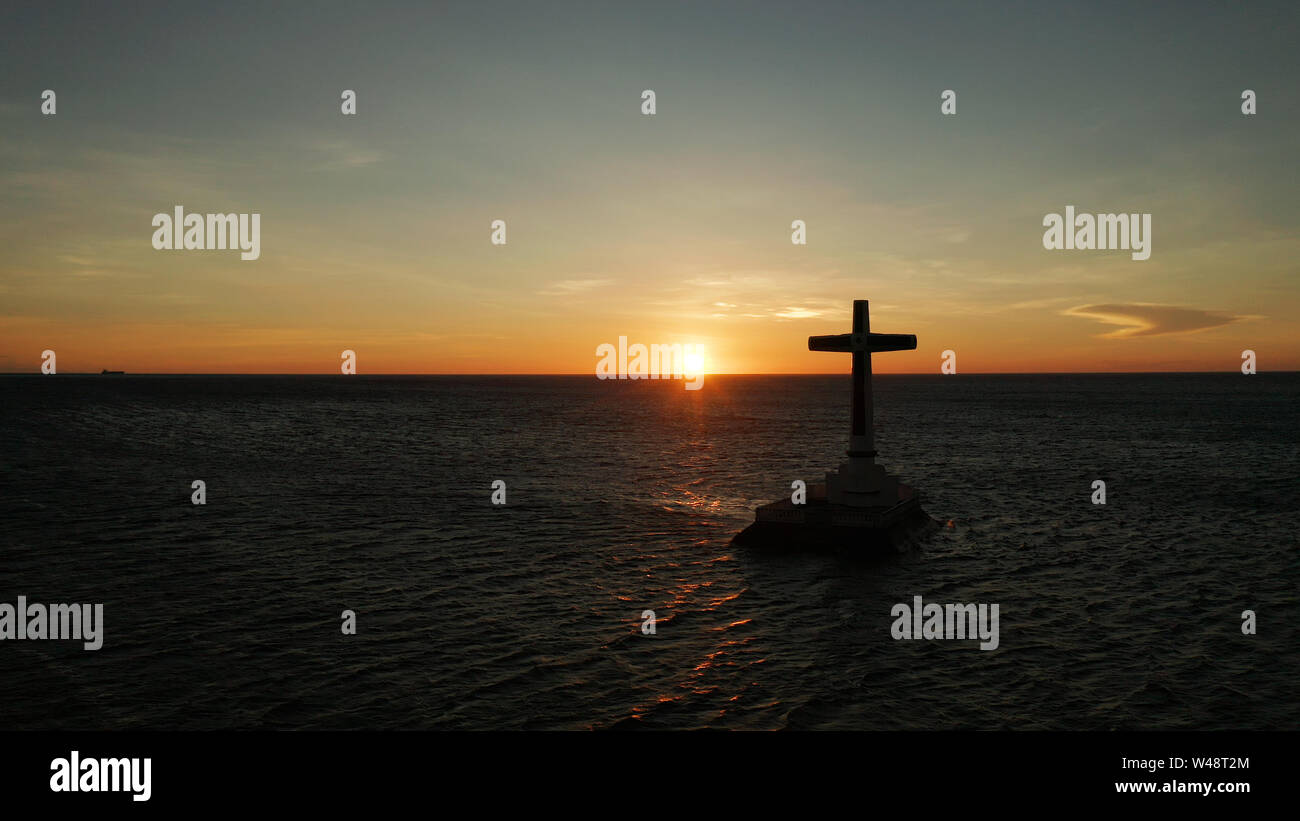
808;333;853;352
866;333;917;352
809;332;918;353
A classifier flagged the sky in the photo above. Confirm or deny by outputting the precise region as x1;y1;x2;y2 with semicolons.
1;0;1297;374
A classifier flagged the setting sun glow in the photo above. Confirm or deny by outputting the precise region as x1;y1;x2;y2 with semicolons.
684;352;706;375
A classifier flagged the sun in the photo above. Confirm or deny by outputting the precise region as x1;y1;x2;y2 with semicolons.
684;351;706;375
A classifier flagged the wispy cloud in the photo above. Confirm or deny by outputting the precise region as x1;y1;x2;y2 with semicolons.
1005;296;1078;311
537;278;612;296
1063;303;1241;338
774;306;823;319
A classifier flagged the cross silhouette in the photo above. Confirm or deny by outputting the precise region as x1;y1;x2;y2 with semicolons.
808;299;916;461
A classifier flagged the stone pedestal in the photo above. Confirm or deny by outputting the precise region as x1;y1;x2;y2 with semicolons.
732;486;935;555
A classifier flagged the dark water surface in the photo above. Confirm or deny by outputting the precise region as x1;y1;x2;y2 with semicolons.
2;373;1297;729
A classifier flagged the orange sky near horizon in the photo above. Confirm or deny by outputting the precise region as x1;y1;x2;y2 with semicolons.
5;299;1294;375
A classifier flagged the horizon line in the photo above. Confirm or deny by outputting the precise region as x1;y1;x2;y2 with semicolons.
3;370;1292;377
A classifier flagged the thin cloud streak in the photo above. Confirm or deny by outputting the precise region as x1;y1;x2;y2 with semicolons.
1063;303;1242;338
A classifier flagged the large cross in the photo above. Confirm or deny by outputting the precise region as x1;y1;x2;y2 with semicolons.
808;300;916;461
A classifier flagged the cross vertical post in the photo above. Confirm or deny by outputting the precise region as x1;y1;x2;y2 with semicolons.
850;299;874;459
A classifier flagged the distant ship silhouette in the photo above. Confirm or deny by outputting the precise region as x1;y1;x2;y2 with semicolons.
733;299;935;553
100;369;125;375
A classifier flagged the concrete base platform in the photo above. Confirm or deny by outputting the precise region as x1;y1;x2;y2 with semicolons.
731;487;936;555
